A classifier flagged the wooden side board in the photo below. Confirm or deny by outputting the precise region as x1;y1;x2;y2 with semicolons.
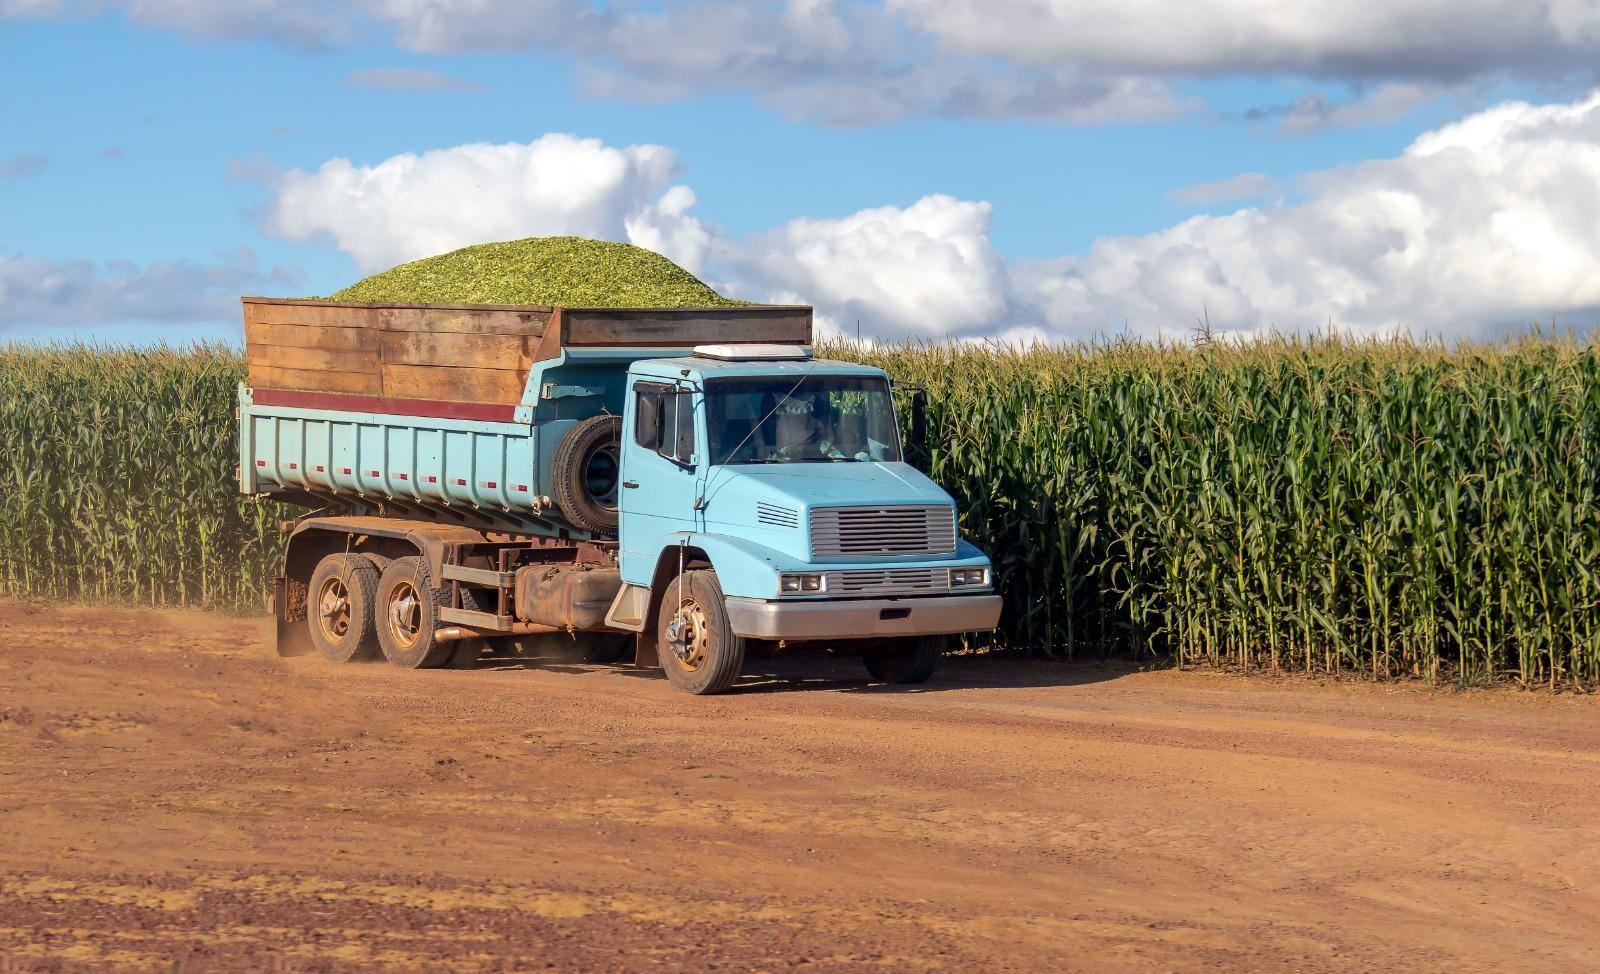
243;299;550;405
242;298;816;405
561;307;813;347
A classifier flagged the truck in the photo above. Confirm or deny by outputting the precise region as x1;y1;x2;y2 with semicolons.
239;296;1001;694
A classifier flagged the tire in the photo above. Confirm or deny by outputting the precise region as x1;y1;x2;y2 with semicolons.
552;415;623;535
356;551;393;574
656;570;744;695
864;635;944;685
307;553;382;663
375;556;455;669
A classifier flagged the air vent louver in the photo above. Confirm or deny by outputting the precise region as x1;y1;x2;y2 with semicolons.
756;501;801;528
810;505;956;557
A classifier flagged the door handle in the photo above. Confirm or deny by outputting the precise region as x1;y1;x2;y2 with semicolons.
622;480;639;488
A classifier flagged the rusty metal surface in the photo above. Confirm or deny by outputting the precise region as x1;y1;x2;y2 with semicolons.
514;564;623;630
290;515;490;546
274;575;314;657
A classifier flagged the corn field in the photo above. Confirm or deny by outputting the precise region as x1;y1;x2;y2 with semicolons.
849;335;1600;688
4;337;1599;687
0;345;286;612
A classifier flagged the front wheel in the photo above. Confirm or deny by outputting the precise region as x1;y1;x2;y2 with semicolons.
656;570;745;695
864;635;944;685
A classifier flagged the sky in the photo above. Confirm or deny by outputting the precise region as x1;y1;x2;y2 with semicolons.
3;1;1600;345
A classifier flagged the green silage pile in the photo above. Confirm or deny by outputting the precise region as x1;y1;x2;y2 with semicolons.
329;236;743;308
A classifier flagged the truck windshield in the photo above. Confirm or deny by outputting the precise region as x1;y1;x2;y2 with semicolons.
706;375;902;465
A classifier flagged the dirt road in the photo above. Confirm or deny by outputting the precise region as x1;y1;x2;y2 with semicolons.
2;601;1597;972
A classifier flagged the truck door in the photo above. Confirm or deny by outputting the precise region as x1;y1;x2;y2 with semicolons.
619;379;702;584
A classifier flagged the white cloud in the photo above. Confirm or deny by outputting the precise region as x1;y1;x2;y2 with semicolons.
260;133;1010;339
1022;91;1600;339
371;0;595;52
21;1;1594;125
722;194;1011;339
894;0;1600;80
261;91;1600;343
567;0;1192;125
624;185;714;275
0;0;1192;125
345;67;487;92
720;192;1004;337
264;134;706;273
1267;83;1453;136
0;248;302;331
1167;172;1281;206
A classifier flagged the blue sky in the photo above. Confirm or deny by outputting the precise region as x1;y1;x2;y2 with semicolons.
4;2;1600;344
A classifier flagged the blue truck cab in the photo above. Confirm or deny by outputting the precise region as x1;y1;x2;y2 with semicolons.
240;298;999;694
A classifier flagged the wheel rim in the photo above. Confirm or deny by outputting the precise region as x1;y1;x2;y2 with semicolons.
583;443;620;511
665;598;709;671
388;580;423;649
316;575;351;644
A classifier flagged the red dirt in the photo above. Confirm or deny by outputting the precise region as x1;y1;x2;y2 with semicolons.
1;600;1597;972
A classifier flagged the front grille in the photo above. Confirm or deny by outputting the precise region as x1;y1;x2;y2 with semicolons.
825;568;949;597
756;501;800;528
810;505;957;557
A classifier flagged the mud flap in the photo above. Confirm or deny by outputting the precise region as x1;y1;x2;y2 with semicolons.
273;576;315;657
632;630;660;669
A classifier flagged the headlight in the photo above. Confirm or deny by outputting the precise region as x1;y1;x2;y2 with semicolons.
779;573;825;594
948;567;990;588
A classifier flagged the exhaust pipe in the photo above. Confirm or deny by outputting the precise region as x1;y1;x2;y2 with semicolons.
435;622;563;644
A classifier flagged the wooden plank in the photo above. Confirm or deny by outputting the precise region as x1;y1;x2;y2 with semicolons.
374;307;549;337
251;389;519;423
250;365;381;395
562;308;812;346
247;345;378;374
245;302;383;329
245;321;380;352
380;364;526;403
379;332;535;371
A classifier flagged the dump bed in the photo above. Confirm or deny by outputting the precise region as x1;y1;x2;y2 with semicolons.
237;298;811;537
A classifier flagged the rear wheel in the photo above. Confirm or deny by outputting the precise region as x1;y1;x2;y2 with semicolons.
375;556;455;669
307;553;381;663
864;635;943;685
656;570;744;695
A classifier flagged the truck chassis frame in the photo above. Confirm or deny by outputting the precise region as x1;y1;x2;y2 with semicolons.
273;513;618;658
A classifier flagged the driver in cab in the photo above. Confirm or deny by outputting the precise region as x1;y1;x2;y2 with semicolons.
773;401;869;461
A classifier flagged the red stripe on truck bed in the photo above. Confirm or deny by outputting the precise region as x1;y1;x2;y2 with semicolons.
251;388;520;423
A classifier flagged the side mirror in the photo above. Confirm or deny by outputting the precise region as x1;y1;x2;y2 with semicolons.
671;390;696;465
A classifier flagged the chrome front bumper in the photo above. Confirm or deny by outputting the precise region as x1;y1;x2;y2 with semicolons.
724;594;1002;641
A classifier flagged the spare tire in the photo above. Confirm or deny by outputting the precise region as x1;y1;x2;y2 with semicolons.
552;414;623;534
